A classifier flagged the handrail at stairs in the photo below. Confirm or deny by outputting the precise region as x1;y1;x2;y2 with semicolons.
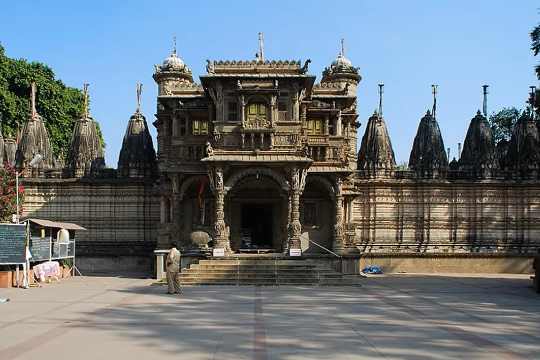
308;239;343;273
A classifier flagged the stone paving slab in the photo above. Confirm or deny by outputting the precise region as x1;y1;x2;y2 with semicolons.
0;274;538;359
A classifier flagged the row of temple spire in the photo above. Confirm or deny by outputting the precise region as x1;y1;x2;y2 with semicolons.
0;82;157;179
358;84;540;178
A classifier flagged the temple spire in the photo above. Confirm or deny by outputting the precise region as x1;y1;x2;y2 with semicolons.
136;82;142;113
30;82;37;119
340;38;345;57
257;32;265;62
378;83;384;117
482;85;489;117
431;84;438;119
172;35;177;56
83;83;89;119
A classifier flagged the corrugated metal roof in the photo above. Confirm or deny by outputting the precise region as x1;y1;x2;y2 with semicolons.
26;218;87;231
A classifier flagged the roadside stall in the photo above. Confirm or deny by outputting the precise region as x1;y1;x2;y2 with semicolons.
0;219;86;288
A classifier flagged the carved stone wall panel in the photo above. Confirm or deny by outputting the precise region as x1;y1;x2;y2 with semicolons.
351;181;540;254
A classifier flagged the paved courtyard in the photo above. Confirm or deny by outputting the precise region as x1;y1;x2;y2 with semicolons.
0;274;539;360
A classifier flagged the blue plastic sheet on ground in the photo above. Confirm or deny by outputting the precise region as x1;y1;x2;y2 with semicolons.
362;265;383;274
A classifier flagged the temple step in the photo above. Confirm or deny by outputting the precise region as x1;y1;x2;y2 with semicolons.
177;258;359;286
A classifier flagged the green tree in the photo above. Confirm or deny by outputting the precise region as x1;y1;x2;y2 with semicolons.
488;107;521;145
0;163;23;222
531;23;540;80
0;44;103;160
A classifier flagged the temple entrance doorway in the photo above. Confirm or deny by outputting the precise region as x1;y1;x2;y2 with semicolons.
226;173;287;253
241;203;273;249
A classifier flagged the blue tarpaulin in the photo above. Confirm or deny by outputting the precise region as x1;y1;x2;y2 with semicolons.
362;265;383;274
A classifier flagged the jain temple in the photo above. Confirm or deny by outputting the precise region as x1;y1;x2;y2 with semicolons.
3;37;540;276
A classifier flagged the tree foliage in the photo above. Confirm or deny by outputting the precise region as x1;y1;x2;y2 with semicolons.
0;44;104;160
531;23;540;80
488;107;522;145
0;163;23;222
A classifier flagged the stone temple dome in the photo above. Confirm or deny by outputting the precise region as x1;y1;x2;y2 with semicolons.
331;52;353;70
161;51;185;71
321;39;360;84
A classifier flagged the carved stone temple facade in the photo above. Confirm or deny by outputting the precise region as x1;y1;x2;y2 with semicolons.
3;40;539;273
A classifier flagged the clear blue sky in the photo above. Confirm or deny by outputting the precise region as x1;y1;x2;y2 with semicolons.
1;1;538;165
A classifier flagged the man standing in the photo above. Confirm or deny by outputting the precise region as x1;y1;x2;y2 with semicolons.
166;242;182;295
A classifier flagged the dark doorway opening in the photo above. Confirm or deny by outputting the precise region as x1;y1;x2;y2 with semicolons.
241;203;273;249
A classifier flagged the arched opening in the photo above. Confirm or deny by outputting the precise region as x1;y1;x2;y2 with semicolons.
226;173;287;252
300;178;334;253
179;177;214;244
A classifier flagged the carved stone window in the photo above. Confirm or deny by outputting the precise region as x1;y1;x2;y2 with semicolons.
245;102;269;128
228;101;238;122
192;119;208;135
307;118;324;135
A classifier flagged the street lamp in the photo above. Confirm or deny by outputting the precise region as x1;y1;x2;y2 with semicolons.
15;153;43;224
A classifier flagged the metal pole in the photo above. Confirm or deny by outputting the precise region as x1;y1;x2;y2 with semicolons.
16;171;19;224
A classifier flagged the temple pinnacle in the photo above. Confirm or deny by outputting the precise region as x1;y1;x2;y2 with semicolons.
136;82;142;113
30;82;37;119
378;83;384;117
83;83;89;119
431;84;438;119
482;85;489;118
257;32;265;62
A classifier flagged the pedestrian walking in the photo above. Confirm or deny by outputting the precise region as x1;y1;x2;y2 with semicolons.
166;243;182;295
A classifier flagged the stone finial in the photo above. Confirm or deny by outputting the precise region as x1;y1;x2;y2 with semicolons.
459;110;496;177
117;86;157;178
431;84;438;119
83;83;89;119
482;85;489;117
30;82;37;119
66;83;105;178
408;109;448;176
256;32;265;62
357;110;396;175
378;83;384;116
136;82;142;113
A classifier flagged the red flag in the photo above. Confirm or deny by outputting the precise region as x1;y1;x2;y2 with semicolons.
197;177;206;209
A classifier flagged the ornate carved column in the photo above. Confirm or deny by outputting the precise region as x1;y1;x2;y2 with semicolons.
270;95;277;127
210;167;230;252
336;110;342;136
292;86;300;122
333;177;345;253
288;167;307;253
239;95;246;126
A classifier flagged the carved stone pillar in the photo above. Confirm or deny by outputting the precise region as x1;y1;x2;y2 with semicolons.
292;91;299;122
211;167;230;252
271;95;277;127
333;177;345;253
336;110;342;136
239;95;245;126
288;167;307;253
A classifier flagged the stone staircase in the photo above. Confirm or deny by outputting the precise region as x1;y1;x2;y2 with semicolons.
178;258;360;286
